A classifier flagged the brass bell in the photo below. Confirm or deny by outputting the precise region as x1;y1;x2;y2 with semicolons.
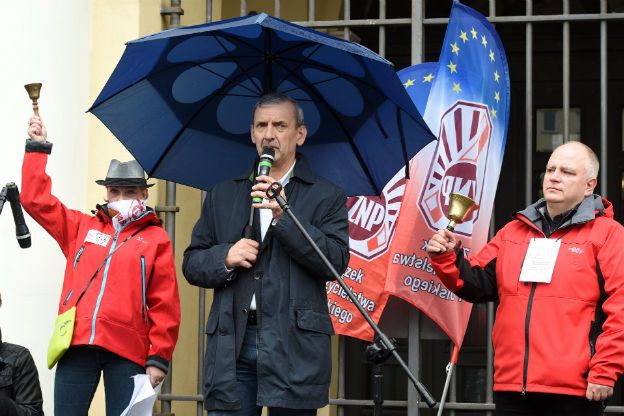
446;192;478;231
24;83;43;116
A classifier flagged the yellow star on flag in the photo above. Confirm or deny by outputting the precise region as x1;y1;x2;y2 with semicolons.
489;50;495;62
423;73;434;83
459;30;468;43
403;78;415;88
451;42;460;55
481;34;488;47
447;61;457;74
453;82;462;94
494;70;500;82
470;27;478;39
491;108;498;118
494;91;500;103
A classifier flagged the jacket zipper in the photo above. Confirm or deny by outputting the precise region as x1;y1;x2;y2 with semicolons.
66;244;86;305
516;208;588;394
73;245;85;268
89;227;124;344
521;282;538;395
63;289;74;305
140;255;147;322
88;213;151;344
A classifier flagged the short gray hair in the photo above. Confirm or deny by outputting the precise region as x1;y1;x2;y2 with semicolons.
253;92;305;127
554;141;599;179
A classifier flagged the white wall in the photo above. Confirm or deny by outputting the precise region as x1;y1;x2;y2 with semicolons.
0;2;92;414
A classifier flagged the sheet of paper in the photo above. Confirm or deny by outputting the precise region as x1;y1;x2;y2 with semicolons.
120;374;162;416
519;238;561;284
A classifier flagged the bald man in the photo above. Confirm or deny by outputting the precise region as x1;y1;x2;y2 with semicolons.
427;142;624;416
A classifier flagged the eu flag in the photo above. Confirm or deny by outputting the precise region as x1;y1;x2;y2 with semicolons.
424;1;510;162
397;62;439;116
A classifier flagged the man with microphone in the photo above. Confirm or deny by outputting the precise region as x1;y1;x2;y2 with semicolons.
183;92;350;415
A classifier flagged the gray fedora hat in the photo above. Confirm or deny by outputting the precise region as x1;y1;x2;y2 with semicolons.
95;159;154;187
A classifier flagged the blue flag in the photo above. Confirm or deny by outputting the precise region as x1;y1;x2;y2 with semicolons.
397;62;439;116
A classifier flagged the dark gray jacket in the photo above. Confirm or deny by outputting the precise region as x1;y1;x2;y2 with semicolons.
0;331;44;416
183;155;349;410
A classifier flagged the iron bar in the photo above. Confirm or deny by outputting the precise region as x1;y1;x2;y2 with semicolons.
407;311;421;416
343;0;350;40
157;2;183;413
563;0;570;142
600;0;608;195
337;336;346;416
379;0;386;58
294;13;624;29
525;1;534;206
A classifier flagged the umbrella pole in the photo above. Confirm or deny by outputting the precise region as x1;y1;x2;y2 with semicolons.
265;183;437;409
437;344;459;416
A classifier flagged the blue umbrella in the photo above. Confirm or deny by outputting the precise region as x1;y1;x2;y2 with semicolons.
90;13;435;196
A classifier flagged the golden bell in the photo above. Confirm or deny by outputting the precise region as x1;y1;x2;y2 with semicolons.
446;192;478;231
24;83;42;116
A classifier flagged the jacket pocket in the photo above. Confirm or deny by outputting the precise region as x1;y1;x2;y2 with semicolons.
583;320;600;379
295;309;335;335
203;307;220;389
140;256;147;322
589;320;600;358
288;309;333;385
73;245;85;269
205;308;219;335
62;289;74;306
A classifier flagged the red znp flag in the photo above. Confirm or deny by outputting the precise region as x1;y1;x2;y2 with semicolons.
326;170;405;341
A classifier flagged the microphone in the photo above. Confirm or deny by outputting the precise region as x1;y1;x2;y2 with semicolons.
252;147;275;203
243;147;275;240
5;183;31;248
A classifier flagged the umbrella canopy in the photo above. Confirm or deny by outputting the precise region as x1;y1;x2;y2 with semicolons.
90;13;435;195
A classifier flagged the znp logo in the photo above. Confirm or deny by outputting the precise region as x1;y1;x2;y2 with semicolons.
418;101;492;236
348;170;406;260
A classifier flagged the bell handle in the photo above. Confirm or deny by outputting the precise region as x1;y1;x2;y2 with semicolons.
446;220;457;232
31;99;40;117
24;83;42;117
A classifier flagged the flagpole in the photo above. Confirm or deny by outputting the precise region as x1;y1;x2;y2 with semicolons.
437;344;459;416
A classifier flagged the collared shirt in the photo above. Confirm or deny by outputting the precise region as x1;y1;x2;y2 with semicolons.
251;161;296;310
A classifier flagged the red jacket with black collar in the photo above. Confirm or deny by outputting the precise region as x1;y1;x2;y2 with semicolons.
431;195;624;397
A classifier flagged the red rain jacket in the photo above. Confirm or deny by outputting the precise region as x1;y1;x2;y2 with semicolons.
21;146;180;371
431;196;624;397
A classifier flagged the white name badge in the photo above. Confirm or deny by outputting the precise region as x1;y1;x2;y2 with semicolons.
85;229;111;247
519;238;561;284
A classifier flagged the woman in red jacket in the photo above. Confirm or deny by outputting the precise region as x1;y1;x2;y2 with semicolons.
22;116;181;416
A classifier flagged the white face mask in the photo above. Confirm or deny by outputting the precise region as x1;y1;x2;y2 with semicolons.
108;199;147;230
